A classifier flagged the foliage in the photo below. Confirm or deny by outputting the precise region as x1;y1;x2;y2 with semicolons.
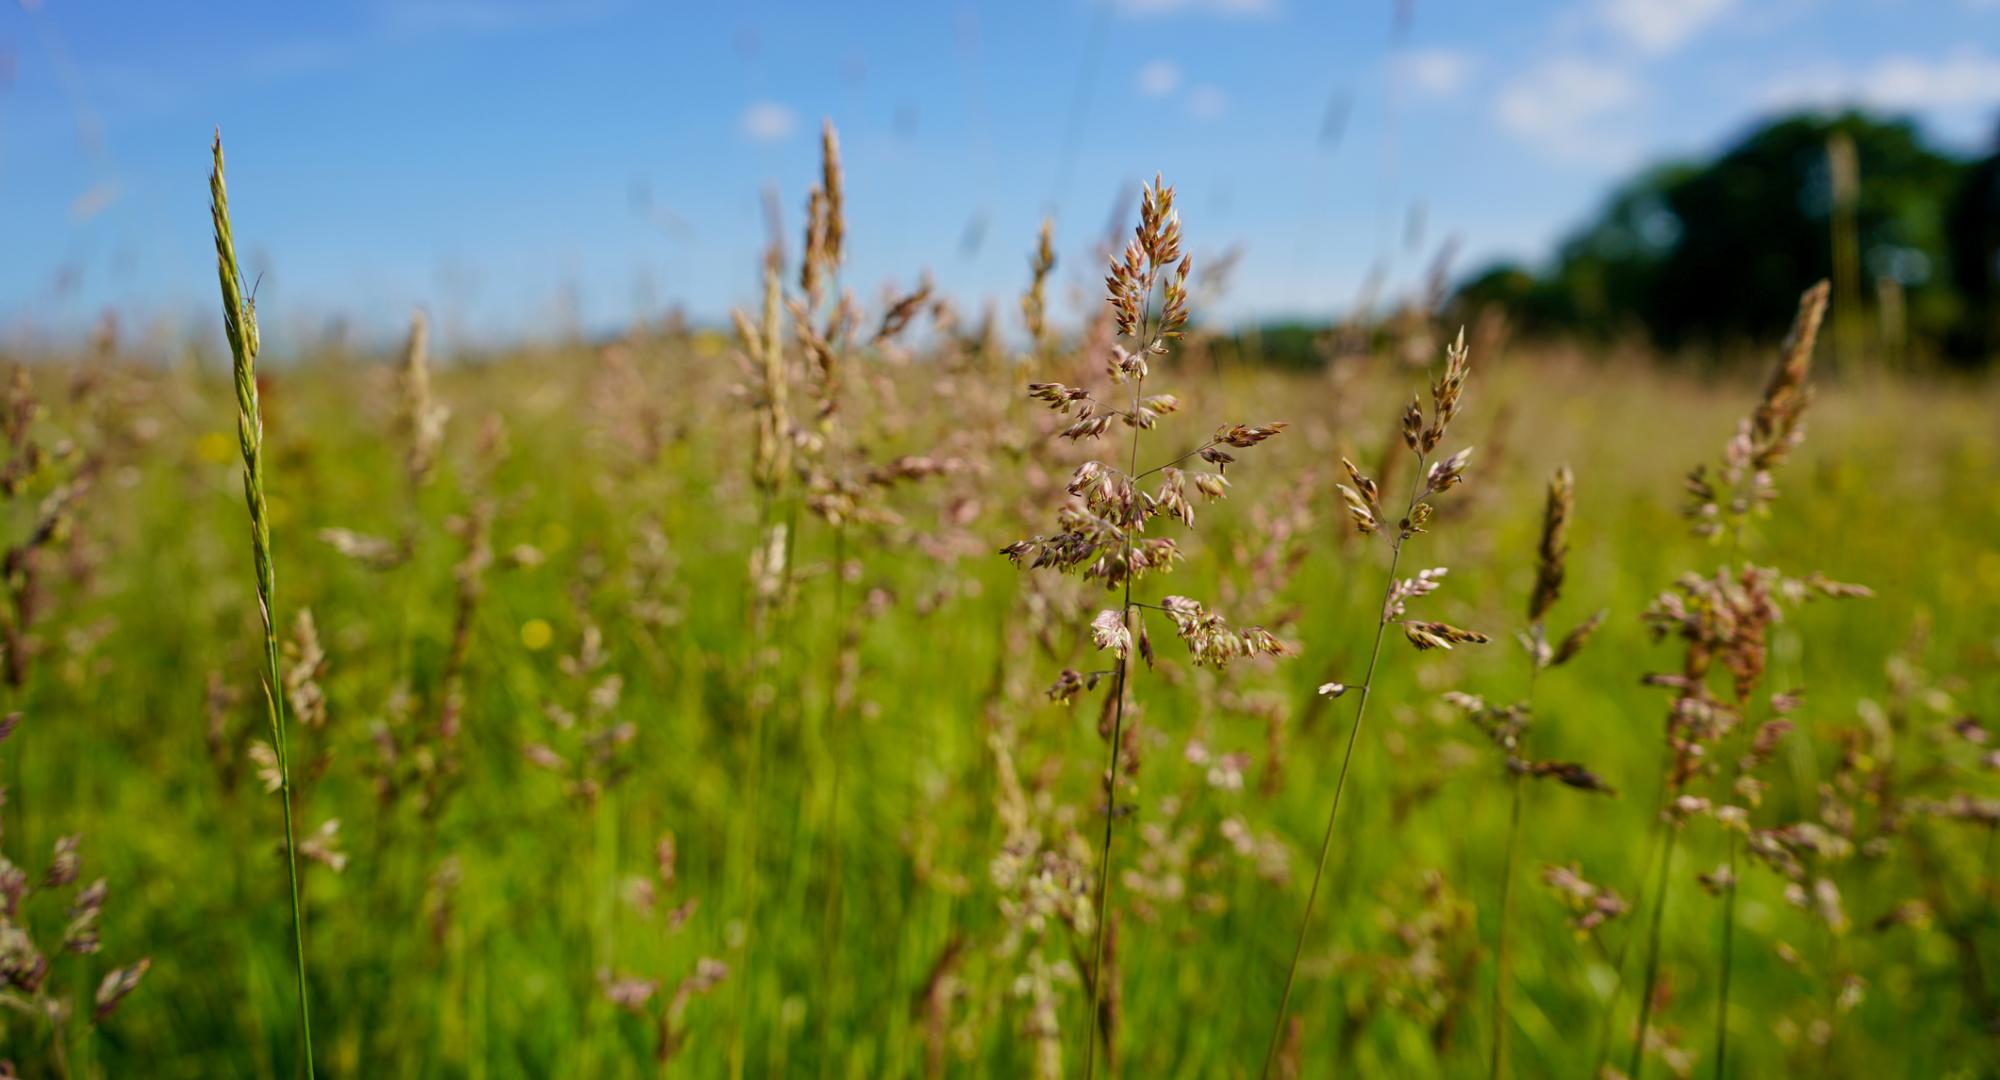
1457;110;1992;363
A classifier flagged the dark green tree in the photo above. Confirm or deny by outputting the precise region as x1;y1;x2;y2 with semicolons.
1650;112;1963;348
1456;110;1986;362
1945;124;2000;362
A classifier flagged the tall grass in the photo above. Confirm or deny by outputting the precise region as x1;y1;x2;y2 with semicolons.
1266;331;1484;1074
1627;281;1848;1078
208;131;316;1077
1488;465;1611;1078
1007;176;1291;1076
0;126;1991;1078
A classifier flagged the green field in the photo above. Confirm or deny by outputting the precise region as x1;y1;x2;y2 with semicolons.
8;0;2000;1070
0;287;1995;1077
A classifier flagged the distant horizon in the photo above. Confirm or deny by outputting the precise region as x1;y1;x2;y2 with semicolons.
5;0;1998;355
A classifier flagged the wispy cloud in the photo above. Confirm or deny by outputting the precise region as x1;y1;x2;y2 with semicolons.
1136;59;1183;97
1598;0;1736;55
1762;47;2000;112
1133;60;1222;120
1187;84;1228;119
740;102;798;143
1496;57;1643;166
1398;48;1475;98
1114;0;1277;18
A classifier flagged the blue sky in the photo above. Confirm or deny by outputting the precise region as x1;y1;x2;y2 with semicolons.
3;0;1998;352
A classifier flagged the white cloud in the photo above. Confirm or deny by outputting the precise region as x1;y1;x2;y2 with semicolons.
1763;47;2000;112
1115;0;1276;17
1598;0;1736;55
1495;57;1643;166
1187;85;1228;119
739;102;798;143
1137;60;1183;97
1398;48;1474;98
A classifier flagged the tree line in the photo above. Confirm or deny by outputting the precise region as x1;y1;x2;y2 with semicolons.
1455;109;2000;367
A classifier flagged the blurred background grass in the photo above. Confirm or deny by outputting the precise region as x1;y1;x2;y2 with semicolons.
1;338;1992;1076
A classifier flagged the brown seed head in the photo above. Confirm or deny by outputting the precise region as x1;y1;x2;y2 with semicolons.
1022;218;1056;349
1420;327;1472;452
820;119;845;266
874;278;934;344
1403;620;1491;651
1341;457;1380;509
801;185;829;302
1219;422;1287;448
1749;280;1829;470
1529;465;1573;625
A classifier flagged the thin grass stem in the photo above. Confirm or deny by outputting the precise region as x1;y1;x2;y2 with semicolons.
1630;825;1680;1080
1715;831;1740;1079
1083;306;1149;1080
1263;449;1427;1077
1491;771;1525;1079
210;131;316;1078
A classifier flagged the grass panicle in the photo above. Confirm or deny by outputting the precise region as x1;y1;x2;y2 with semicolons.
1004;175;1291;1077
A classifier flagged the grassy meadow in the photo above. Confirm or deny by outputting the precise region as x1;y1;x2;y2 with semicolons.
0;156;1997;1080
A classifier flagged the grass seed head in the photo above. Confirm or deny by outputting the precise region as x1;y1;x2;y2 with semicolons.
1529;465;1574;626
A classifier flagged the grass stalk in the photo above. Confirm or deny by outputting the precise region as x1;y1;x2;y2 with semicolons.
1591;791;1667;1077
1491;769;1525;1079
816;521;849;1077
210;130;316;1078
1262;451;1426;1077
1084;643;1130;1078
1499;457;1570;1079
730;240;790;1080
1715;831;1740;1078
1629;825;1680;1080
1083;314;1149;1080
